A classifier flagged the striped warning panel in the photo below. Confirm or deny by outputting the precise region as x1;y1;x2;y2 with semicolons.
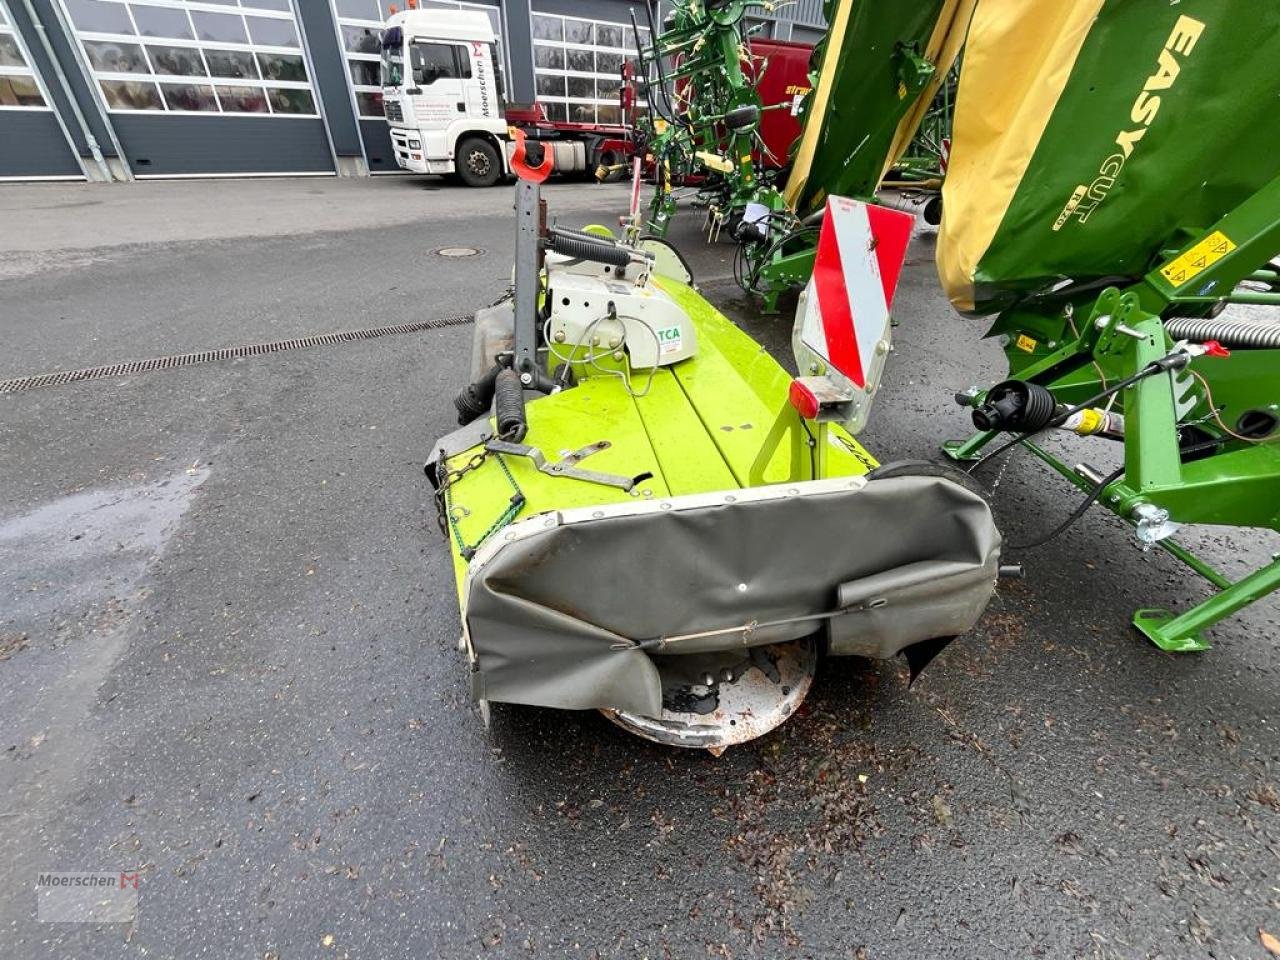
798;196;914;389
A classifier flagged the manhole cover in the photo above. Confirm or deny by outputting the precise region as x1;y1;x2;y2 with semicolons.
436;246;482;258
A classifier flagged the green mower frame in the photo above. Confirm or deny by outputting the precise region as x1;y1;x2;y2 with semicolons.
945;172;1280;652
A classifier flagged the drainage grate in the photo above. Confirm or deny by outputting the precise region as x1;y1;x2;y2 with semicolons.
0;313;474;395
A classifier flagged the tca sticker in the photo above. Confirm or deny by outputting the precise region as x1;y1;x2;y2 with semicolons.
657;326;683;355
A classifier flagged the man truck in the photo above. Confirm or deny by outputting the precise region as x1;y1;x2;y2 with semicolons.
379;9;633;185
379;8;814;187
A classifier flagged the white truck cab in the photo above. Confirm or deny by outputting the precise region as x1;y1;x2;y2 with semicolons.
380;10;508;185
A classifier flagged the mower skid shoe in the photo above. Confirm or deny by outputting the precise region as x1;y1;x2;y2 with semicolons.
460;474;1002;736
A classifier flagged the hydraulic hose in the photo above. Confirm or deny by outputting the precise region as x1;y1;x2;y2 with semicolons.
1164;316;1280;349
454;362;501;426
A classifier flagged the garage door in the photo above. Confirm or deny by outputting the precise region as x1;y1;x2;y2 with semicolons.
0;0;84;179
63;0;334;176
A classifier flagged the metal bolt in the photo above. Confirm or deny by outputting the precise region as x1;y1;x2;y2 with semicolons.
519;372;533;385
612;351;623;361
553;330;566;343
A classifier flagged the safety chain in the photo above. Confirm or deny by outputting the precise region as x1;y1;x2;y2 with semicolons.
434;444;526;561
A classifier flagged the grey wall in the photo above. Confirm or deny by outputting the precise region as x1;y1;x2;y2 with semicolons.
776;0;825;30
359;117;395;172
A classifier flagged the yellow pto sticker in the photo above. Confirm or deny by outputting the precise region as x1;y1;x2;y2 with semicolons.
1159;231;1237;287
1015;334;1038;353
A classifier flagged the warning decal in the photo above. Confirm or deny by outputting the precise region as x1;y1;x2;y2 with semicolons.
1159;230;1237;287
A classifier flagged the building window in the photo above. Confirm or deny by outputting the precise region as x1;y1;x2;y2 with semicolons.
333;0;499;120
0;0;49;108
531;13;647;127
65;0;318;117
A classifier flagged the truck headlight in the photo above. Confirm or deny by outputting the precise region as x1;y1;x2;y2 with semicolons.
409;139;421;149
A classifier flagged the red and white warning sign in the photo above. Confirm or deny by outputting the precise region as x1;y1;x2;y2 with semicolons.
797;195;914;391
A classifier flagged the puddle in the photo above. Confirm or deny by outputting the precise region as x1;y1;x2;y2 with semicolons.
0;468;209;630
0;468;210;913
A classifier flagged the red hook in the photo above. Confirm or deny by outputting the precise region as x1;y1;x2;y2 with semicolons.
510;127;554;183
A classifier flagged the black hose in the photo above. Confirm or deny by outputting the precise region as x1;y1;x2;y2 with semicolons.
645;0;690;131
493;368;527;442
545;231;631;267
1009;465;1123;549
1009;437;1224;550
454;363;502;426
630;8;675;127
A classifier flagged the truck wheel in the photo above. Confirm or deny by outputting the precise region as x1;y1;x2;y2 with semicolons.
456;137;501;187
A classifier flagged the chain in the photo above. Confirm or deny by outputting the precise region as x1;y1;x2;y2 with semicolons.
434;446;526;561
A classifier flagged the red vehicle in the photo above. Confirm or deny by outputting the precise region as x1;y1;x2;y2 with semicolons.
508;36;812;182
747;38;812;171
503;102;635;174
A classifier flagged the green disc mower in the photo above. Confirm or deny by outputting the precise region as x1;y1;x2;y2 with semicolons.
939;0;1280;651
427;135;1006;751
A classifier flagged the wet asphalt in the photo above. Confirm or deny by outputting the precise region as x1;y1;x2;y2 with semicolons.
2;177;1279;960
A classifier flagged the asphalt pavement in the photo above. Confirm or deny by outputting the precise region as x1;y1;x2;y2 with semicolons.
2;174;1278;960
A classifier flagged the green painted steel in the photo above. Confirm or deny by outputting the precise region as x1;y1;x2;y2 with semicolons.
787;0;949;215
945;170;1280;651
949;0;1280;313
631;0;778;238
742;0;958;310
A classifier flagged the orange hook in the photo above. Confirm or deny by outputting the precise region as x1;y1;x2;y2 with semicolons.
509;127;554;183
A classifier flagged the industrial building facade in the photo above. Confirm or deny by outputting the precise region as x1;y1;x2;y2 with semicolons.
0;0;825;181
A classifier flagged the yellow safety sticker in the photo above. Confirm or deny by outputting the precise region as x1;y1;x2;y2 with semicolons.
1015;334;1037;353
1159;230;1236;287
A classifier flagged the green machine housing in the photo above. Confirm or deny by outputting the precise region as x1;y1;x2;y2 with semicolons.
939;0;1280;651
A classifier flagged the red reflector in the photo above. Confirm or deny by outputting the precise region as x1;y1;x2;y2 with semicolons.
788;379;819;420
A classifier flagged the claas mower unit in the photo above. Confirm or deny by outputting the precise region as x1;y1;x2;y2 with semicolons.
426;133;1005;750
939;0;1280;651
